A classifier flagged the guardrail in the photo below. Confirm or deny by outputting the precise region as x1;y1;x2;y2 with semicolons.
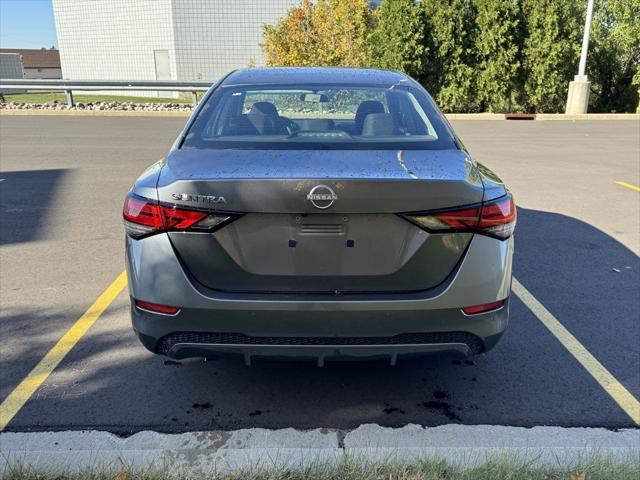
0;79;212;106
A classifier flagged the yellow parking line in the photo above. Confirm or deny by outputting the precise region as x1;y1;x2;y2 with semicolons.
615;181;640;192
0;271;127;431
512;277;640;425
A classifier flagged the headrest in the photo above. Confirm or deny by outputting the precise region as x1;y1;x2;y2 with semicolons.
361;113;397;136
355;100;385;127
249;101;279;117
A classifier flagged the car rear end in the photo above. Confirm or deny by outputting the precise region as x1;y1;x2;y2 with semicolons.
124;68;515;365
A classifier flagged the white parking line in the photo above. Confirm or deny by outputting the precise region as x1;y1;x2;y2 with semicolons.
513;277;640;425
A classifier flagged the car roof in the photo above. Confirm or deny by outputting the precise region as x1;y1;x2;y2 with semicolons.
221;67;411;87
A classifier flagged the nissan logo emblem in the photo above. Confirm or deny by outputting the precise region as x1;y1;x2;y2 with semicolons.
306;184;338;209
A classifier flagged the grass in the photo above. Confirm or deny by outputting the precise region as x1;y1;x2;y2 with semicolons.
0;92;195;104
2;454;639;480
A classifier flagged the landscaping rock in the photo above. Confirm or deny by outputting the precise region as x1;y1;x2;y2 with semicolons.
0;100;195;112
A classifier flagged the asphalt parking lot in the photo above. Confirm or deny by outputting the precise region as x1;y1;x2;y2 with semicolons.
0;115;638;434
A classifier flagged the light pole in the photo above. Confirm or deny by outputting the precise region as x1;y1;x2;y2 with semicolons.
565;0;594;114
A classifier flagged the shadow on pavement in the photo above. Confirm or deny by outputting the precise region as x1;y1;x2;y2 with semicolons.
514;207;639;398
0;169;71;245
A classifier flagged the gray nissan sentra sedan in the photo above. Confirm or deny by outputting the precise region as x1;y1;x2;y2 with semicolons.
123;68;516;365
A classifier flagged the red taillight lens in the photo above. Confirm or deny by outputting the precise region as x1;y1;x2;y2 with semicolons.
135;299;180;315
406;205;481;231
123;195;166;238
462;299;506;315
123;193;233;239
402;194;516;239
477;195;517;239
162;206;210;230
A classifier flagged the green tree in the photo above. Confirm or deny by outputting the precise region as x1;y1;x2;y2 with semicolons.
262;0;375;67
313;0;376;67
366;0;426;78
262;0;317;66
422;0;479;112
474;0;522;112
521;0;583;112
588;0;640;112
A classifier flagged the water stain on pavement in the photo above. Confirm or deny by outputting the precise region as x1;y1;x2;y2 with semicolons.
433;390;449;400
382;403;405;415
249;409;270;417
452;359;476;366
421;400;462;422
421;390;462;421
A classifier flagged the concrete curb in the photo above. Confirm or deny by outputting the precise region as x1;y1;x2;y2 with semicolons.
445;113;640;120
344;424;639;467
445;113;505;120
1;424;637;476
535;113;640;121
1;109;639;120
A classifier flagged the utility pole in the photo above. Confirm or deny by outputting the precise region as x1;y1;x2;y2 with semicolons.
565;0;594;114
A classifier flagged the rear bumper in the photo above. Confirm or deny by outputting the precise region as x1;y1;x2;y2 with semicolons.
126;232;513;361
132;306;508;364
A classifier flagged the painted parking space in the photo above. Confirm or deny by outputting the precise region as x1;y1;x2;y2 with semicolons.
0;116;183;404
2;268;638;431
0;272;127;430
513;278;639;425
453;119;640;400
1;286;636;432
616;181;640;192
0;116;638;433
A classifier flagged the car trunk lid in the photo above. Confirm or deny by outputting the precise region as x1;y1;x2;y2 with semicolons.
156;148;483;293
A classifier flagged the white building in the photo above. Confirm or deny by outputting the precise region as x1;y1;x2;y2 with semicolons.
52;0;300;87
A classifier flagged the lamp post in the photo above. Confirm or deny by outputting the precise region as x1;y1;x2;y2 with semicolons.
565;0;594;114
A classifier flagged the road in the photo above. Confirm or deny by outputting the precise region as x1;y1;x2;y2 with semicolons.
0;116;638;433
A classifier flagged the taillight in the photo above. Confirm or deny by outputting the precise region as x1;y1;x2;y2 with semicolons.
402;194;516;239
123;193;235;239
477;195;517;239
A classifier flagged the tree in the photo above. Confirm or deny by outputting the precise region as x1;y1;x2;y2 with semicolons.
520;0;583;113
474;0;522;112
312;0;376;66
587;0;640;112
262;0;375;68
366;0;426;78
262;0;316;67
262;0;639;113
422;0;479;112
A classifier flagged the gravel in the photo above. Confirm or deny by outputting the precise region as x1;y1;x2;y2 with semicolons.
0;100;194;112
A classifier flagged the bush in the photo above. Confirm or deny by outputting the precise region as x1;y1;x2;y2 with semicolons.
422;0;479;113
521;0;583;113
366;0;426;79
261;0;640;113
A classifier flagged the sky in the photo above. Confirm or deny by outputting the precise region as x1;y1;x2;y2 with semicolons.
0;0;58;49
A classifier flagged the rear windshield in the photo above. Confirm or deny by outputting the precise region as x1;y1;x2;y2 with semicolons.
181;83;457;150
